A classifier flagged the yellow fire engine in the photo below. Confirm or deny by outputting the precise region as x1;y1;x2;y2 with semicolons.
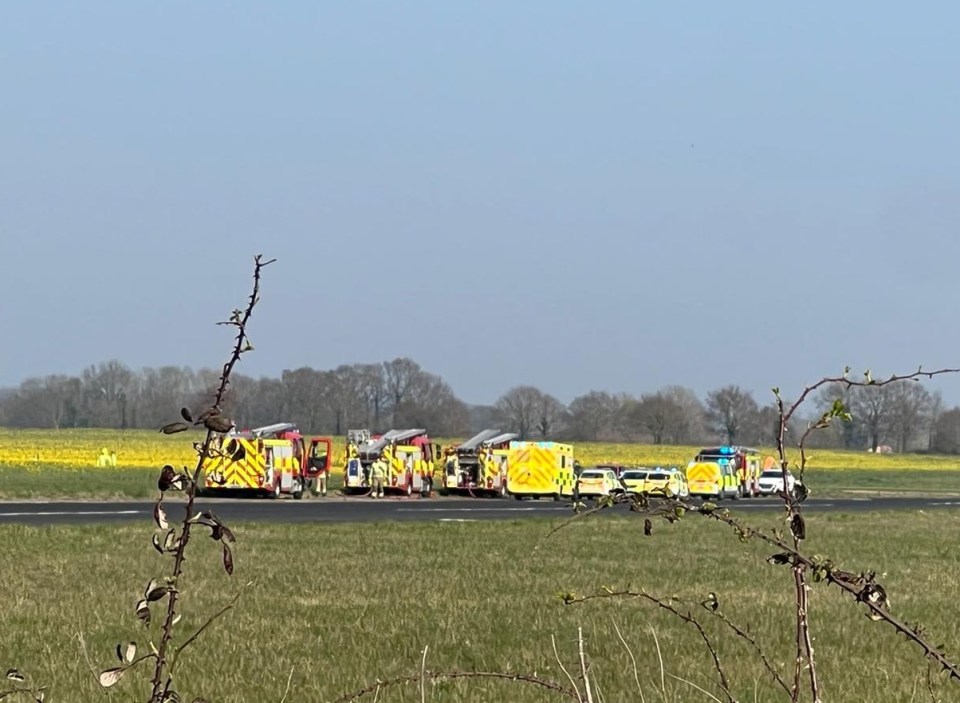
201;423;332;499
442;429;518;497
505;440;575;501
343;428;440;497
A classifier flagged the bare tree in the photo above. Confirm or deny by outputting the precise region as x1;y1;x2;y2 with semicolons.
495;386;565;439
659;385;707;443
705;385;758;444
932;407;960;454
629;392;685;445
566;391;624;441
886;382;933;452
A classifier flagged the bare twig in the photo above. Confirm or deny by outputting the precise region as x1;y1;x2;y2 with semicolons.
578;626;594;703
148;254;274;702
651;626;666;698
420;645;429;703
697;603;789;696
330;670;581;702
565;589;735;703
553;634;583;703
667;673;724;703
612;620;645;703
279;666;295;703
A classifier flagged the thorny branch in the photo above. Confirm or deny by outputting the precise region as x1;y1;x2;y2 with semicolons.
563;589;735;703
773;367;960;702
329;670;581;702
145;254;274;702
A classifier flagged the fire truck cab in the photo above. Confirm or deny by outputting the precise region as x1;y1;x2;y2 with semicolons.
343;428;440;497
201;422;333;499
442;429;518;497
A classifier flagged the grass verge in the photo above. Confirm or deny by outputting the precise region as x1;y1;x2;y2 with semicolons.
1;511;958;701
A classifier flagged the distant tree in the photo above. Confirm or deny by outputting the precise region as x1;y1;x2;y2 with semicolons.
495;386;566;440
629;392;685;445
705;385;758;444
885;382;933;452
932;407;960;454
567;391;624;441
659;385;707;444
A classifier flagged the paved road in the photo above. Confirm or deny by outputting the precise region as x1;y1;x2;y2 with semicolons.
0;495;955;526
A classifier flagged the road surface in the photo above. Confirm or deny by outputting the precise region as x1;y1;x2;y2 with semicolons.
0;495;955;526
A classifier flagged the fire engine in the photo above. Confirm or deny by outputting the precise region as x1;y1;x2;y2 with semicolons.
442;429;518;497
201;423;333;499
505;440;576;501
343;428;440;497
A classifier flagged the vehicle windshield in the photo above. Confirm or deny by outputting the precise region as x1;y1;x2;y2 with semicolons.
580;471;605;479
761;469;788;478
620;471;647;480
646;473;669;481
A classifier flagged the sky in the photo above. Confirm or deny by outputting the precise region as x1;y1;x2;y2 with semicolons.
3;2;960;408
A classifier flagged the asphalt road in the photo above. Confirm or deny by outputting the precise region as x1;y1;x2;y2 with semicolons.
0;494;955;526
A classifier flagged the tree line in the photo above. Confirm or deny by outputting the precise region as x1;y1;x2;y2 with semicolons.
2;358;959;452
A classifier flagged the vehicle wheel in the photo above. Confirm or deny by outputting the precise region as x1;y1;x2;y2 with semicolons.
293;479;304;500
271;480;282;499
514;494;524;501
553;493;561;502
405;476;413;497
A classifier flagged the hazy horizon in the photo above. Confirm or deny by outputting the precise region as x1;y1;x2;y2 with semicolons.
4;3;960;407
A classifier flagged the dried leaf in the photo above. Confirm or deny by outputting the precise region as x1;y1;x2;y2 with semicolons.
790;514;806;541
159;422;190;435
136;599;151;625
145;585;171;603
194;408;218;425
204;415;234;434
643;519;653;536
163;530;178;552
124;641;136;663
180;407;194;423
98;667;125;688
222;542;234;575
151;533;164;554
6;669;25;682
154;502;169;531
172;613;182;626
158;465;177;492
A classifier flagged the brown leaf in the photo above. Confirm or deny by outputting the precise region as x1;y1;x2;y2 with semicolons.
790;513;806;541
163;530;178;552
159;422;190;435
194;408;218;426
204;415;234;434
114;641;136;664
145;585;171;603
6;669;25;682
158;465;176;492
98;667;125;688
136;599;151;625
222;542;234;575
180;407;194;423
154;502;169;531
151;533;164;554
643;519;653;536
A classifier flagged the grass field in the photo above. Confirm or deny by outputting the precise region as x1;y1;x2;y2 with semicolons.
1;510;958;702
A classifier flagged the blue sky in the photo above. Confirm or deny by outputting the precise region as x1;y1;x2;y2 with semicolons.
2;2;960;407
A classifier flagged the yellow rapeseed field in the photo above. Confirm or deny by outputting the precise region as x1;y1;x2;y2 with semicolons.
1;428;959;471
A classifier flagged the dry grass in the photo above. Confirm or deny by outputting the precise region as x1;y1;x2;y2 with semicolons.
1;511;959;701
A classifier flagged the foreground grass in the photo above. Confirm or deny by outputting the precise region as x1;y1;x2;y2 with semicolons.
4;464;960;500
2;511;959;701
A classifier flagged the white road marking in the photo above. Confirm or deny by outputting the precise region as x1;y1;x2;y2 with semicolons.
397;507;569;513
437;518;479;522
0;510;143;518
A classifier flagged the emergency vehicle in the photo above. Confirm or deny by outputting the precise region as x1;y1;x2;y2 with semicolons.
201;423;333;499
442;429;518;497
506;440;576;501
685;446;759;499
343;428;440;497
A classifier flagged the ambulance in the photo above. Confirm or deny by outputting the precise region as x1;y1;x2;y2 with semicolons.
505;440;576;501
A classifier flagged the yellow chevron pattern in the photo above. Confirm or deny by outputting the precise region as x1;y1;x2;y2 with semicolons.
202;437;269;490
506;442;575;497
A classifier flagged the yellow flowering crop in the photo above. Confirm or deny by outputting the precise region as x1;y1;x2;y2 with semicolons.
0;429;957;472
